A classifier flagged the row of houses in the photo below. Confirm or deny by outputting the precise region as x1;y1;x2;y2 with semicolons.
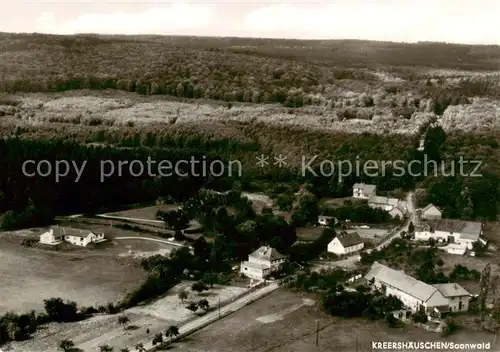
352;183;407;218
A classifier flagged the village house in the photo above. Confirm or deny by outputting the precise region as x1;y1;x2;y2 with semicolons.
421;204;442;220
39;226;106;247
318;215;337;226
365;262;469;315
368;195;407;218
327;231;364;255
352;183;376;199
432;283;470;312
414;219;482;251
240;246;286;280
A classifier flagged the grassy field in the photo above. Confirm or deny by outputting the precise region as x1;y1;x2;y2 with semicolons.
7;282;249;352
175;289;497;352
0;224;187;315
106;204;180;221
296;227;324;242
0;233;147;315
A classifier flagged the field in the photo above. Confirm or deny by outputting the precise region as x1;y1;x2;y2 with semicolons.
0;225;184;315
106;204;180;221
347;228;389;241
6;282;248;352
296;227;324;242
175;289;497;352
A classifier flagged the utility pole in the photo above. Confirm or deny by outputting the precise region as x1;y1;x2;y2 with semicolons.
315;321;319;347
218;295;220;320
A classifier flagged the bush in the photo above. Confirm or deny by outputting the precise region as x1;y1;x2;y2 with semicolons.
412;307;428;324
441;317;458;336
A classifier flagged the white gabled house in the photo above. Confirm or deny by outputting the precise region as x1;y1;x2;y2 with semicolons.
240;246;286;280
421;204;442;220
327;231;364;255
352;183;376;199
39;226;106;247
365;262;469;315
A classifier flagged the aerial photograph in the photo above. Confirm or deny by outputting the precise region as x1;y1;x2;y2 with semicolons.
0;1;499;351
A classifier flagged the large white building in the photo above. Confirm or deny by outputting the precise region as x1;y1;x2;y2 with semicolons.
414;219;482;250
240;246;286;280
365;262;470;315
327;231;364;255
352;183;376;199
39;226;106;247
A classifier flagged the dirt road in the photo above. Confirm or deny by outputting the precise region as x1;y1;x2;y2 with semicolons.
128;282;280;352
313;192;415;271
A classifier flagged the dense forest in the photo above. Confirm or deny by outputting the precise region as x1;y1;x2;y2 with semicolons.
0;33;499;107
0;33;499;227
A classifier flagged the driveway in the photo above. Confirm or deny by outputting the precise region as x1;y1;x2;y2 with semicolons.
312;192;415;272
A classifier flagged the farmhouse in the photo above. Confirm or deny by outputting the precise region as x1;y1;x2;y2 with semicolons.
365;262;469;315
39;226;106;247
240;246;286;280
432;283;470;312
421;204;442;220
414;219;482;250
327;231;364;255
352;183;376;199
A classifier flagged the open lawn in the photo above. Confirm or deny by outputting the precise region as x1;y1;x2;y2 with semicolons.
0;233;147;315
176;289;497;352
296;227;324;242
347;228;389;241
242;192;274;214
482;222;500;244
0;225;185;315
6;282;249;352
106;204;180;221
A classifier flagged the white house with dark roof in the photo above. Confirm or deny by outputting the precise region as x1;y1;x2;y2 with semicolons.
421;204;442;220
432;283;470;312
365;262;465;315
327;231;364;255
240;246;286;280
39;226;106;247
414;219;482;250
352;183;376;199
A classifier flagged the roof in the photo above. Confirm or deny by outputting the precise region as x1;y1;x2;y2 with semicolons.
335;232;363;248
368;195;387;205
365;262;447;305
249;246;285;262
422;204;441;213
51;226;95;238
433;283;470;298
353;183;376;193
387;198;399;207
368;195;399;207
431;219;482;241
